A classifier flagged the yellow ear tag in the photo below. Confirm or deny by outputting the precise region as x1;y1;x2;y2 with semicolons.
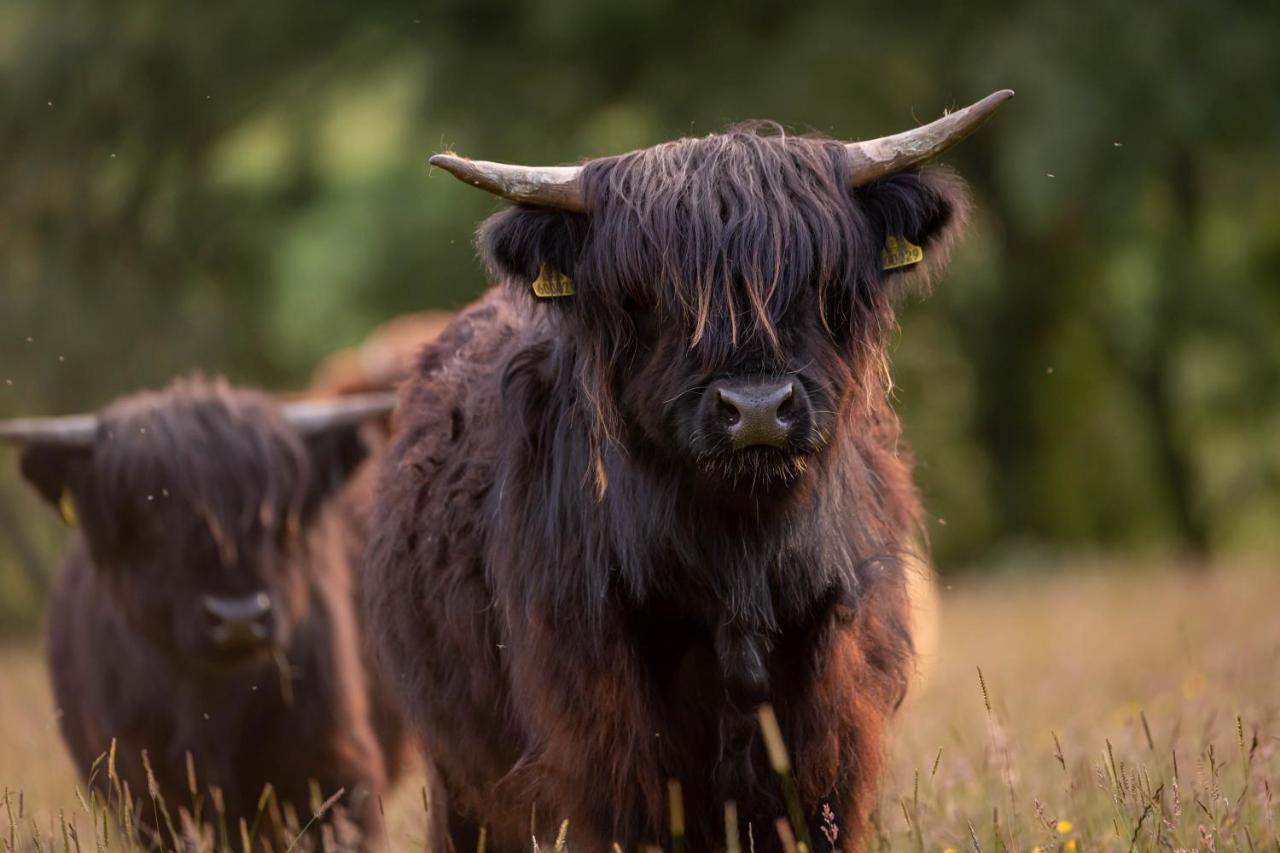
881;235;925;271
531;264;575;298
59;488;79;528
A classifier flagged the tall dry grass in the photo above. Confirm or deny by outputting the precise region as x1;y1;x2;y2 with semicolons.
881;559;1280;851
1;560;1276;851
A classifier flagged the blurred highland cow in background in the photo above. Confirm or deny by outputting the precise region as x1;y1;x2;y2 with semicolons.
0;378;406;849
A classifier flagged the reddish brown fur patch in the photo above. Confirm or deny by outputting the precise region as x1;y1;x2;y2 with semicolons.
310;311;454;397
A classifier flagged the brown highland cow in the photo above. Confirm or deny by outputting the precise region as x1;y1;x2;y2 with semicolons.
1;377;402;849
365;92;1012;850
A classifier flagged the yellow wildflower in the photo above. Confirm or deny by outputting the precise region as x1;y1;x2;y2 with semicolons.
1056;820;1074;834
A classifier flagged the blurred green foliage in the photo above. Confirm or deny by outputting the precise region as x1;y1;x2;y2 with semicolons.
2;0;1279;633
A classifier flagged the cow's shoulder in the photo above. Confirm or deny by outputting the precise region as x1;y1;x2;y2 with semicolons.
381;286;533;536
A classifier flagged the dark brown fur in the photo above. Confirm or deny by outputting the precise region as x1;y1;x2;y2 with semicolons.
366;126;971;850
21;376;405;849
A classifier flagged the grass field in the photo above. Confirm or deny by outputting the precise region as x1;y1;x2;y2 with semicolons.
1;560;1277;851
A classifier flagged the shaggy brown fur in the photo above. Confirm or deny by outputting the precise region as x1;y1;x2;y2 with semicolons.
20;376;404;849
366;125;971;850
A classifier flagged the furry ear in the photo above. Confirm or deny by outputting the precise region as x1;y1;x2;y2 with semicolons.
857;167;971;289
302;421;370;518
476;206;590;298
20;444;143;562
19;444;93;520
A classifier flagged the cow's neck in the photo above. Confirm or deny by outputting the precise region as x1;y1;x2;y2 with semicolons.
500;338;907;644
603;438;872;625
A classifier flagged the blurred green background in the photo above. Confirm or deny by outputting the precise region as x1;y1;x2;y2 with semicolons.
2;0;1279;635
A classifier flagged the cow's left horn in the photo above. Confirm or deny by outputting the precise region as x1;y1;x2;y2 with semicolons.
429;154;587;214
281;392;397;434
844;89;1014;186
0;414;99;447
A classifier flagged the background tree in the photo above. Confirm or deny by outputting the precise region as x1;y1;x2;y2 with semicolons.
2;0;1278;633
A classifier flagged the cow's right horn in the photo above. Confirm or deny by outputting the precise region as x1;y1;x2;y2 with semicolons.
843;89;1015;186
281;392;397;434
0;414;99;447
429;154;588;214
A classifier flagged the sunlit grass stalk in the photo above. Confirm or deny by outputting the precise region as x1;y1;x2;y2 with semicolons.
774;817;798;853
103;741;136;850
185;752;204;833
283;787;343;853
975;669;1017;852
1140;711;1156;752
211;785;230;853
724;801;741;853
28;818;44;853
65;815;82;853
900;788;924;851
5;788;17;853
140;750;181;851
757;704;813;853
105;740;120;814
667;779;685;853
59;809;71;853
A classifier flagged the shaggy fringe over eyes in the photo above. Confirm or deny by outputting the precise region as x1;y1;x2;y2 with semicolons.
568;126;968;395
579;124;880;363
70;376;310;562
571;127;883;487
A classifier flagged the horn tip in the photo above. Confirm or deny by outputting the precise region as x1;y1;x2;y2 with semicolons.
985;89;1016;108
429;153;474;179
968;89;1015;122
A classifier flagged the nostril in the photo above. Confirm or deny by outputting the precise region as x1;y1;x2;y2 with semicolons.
202;600;223;630
716;388;742;425
203;593;274;646
774;382;796;423
251;612;274;641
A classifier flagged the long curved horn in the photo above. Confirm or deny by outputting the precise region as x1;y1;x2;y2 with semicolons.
845;89;1015;186
281;392;397;434
429;154;586;213
1;393;396;446
0;414;98;447
430;89;1012;209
